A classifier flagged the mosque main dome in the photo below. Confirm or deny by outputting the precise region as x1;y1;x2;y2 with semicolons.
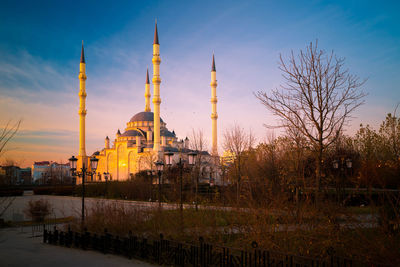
129;111;164;123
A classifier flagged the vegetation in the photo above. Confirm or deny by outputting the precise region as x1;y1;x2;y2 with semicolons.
255;41;366;202
33;186;75;196
24;199;52;222
0;119;21;158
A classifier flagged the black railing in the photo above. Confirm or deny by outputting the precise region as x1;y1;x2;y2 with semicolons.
43;227;382;267
31;221;61;237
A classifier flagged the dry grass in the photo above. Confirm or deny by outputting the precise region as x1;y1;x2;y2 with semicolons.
67;196;399;266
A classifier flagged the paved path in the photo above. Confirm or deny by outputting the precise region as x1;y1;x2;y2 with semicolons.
1;193;175;222
0;227;156;267
1;193;377;228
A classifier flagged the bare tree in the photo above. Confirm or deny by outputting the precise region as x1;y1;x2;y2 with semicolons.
223;124;255;204
0;120;21;157
0;120;21;218
255;41;366;201
189;128;208;153
189;129;209;210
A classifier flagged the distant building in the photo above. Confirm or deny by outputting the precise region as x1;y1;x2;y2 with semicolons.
0;166;31;185
221;150;235;166
0;166;20;184
32;161;70;184
19;168;32;184
31;161;50;181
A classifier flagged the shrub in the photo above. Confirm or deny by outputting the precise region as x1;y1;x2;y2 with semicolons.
24;199;52;222
0;189;23;196
33;186;74;196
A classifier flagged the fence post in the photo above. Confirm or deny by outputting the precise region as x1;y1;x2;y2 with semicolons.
53;226;58;245
199;236;204;267
141;238;148;259
43;228;47;243
74;232;80;247
103;228;109;254
158;233;164;265
251;241;258;267
83;228;90;250
67;225;72;247
128;231;133;259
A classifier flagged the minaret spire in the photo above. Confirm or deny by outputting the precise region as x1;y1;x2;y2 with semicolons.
80;41;85;63
78;41;88;180
210;54;218;156
212;53;216;71
144;68;151;112
152;21;162;153
153;20;159;45
146;68;150;84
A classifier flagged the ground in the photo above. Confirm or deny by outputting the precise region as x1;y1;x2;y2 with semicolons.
0;226;156;267
1;191;165;222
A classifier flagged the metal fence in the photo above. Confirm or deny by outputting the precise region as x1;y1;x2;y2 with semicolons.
30;221;61;237
43;227;383;267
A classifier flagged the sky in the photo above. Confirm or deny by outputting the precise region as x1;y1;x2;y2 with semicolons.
0;0;399;167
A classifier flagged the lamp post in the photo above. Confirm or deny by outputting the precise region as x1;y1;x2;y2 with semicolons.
155;160;164;208
103;172;109;198
146;170;154;201
69;155;99;229
164;151;177;205
188;151;198;211
332;157;352;204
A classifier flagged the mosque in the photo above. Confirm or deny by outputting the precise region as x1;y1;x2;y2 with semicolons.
75;22;219;182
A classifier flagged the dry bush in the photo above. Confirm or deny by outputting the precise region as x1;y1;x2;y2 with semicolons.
67;188;399;265
70;201;150;236
235;188;400;265
24;199;52;222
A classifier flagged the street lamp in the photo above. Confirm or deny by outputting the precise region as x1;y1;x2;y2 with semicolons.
69;155;99;228
188;151;198;211
103;172;109;198
188;151;197;166
165;151;187;213
155;160;164;208
146;170;154;201
346;158;352;169
332;157;352;204
164;152;174;166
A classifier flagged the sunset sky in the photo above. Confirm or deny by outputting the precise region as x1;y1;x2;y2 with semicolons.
1;0;399;167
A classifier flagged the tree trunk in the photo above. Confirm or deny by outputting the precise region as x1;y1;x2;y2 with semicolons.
315;142;323;206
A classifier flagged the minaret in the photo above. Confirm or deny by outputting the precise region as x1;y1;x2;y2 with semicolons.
210;54;218;156
144;68;151;112
152;21;161;153
78;42;88;171
105;136;110;149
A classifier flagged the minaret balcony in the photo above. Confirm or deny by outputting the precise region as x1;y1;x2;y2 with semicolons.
152;97;161;104
152;77;161;84
152;57;161;64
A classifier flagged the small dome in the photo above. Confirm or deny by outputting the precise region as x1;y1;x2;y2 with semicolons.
129;111;164;123
161;129;176;137
121;129;144;137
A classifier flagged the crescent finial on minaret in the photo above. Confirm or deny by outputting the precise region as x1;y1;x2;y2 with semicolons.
154;20;159;45
212;54;216;71
80;41;85;63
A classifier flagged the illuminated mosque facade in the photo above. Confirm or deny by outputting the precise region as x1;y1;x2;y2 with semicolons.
75;22;219;182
